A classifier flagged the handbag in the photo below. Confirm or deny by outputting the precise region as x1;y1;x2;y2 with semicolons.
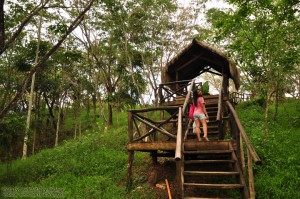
188;103;195;120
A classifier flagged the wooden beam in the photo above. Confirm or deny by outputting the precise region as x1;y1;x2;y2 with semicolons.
129;106;178;113
127;142;176;150
159;79;192;86
175;54;203;71
175;107;182;160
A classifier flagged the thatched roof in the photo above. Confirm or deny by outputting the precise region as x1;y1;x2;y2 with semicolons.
162;39;240;90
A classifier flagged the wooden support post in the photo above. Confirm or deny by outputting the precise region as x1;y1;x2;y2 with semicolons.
151;151;158;165
159;84;163;103
176;72;179;91
127;112;134;187
240;135;246;174
247;149;255;199
127;150;134;189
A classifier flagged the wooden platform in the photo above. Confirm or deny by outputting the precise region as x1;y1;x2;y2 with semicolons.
127;140;232;151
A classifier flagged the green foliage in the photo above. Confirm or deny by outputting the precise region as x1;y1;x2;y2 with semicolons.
206;0;300;99
0;112;26;161
237;99;300;199
13;40;51;71
202;81;210;95
0;111;153;198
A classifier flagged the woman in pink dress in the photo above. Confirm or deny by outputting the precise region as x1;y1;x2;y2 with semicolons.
193;89;209;141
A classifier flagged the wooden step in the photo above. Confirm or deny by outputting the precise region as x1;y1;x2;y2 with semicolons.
186;131;219;136
184;197;232;199
184;160;235;164
183;141;231;150
184;183;244;189
184;150;233;154
184;171;239;176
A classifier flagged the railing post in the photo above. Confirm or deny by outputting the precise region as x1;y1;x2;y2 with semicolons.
158;84;164;103
240;135;245;174
247;149;255;199
175;107;183;198
127;111;134;187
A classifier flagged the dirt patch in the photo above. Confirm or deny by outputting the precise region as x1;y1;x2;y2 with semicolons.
146;158;180;199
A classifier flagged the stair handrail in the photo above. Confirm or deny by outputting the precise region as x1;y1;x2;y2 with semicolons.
175;79;194;198
176;79;195;160
225;100;261;164
175;107;182;160
226;100;261;198
182;79;195;113
216;82;223;122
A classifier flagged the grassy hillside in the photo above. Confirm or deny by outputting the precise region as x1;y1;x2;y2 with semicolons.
0;112;159;199
237;98;300;199
0;99;299;198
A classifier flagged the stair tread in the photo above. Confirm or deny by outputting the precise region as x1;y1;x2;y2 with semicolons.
184;150;233;154
184;198;233;199
184;171;239;175
184;183;244;189
185;160;235;164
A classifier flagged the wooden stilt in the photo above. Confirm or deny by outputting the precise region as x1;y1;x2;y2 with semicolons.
127;150;134;189
151;151;158;165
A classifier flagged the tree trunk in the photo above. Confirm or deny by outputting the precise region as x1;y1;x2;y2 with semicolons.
22;8;43;159
55;95;65;147
263;90;275;142
0;0;5;52
108;103;113;126
92;94;97;128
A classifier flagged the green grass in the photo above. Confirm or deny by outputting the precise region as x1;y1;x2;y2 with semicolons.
237;98;300;199
0;111;156;199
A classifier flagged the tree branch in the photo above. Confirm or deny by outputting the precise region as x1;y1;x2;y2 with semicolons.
0;0;96;120
0;0;51;55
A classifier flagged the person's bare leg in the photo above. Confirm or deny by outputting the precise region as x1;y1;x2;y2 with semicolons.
200;119;209;141
195;119;201;141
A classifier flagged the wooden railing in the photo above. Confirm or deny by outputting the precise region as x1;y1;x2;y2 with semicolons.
175;79;195;197
159;80;201;103
230;92;253;104
216;78;224;139
128;106;179;143
226;100;261;199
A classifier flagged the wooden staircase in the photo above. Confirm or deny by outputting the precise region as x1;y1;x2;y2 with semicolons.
128;73;261;199
182;141;248;198
181;95;249;198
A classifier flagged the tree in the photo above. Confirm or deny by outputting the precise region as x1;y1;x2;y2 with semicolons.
0;0;96;120
206;0;300;141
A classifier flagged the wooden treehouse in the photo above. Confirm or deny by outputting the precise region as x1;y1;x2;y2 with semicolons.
127;39;261;199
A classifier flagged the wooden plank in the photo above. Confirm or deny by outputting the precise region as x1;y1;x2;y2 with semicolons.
128;112;133;142
129;106;178;113
184;197;231;199
248;148;255;199
184;183;244;189
183;141;230;151
160;79;192;86
184;160;235;164
127;142;176;150
175;107;182;160
183;150;233;154
184;171;239;176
